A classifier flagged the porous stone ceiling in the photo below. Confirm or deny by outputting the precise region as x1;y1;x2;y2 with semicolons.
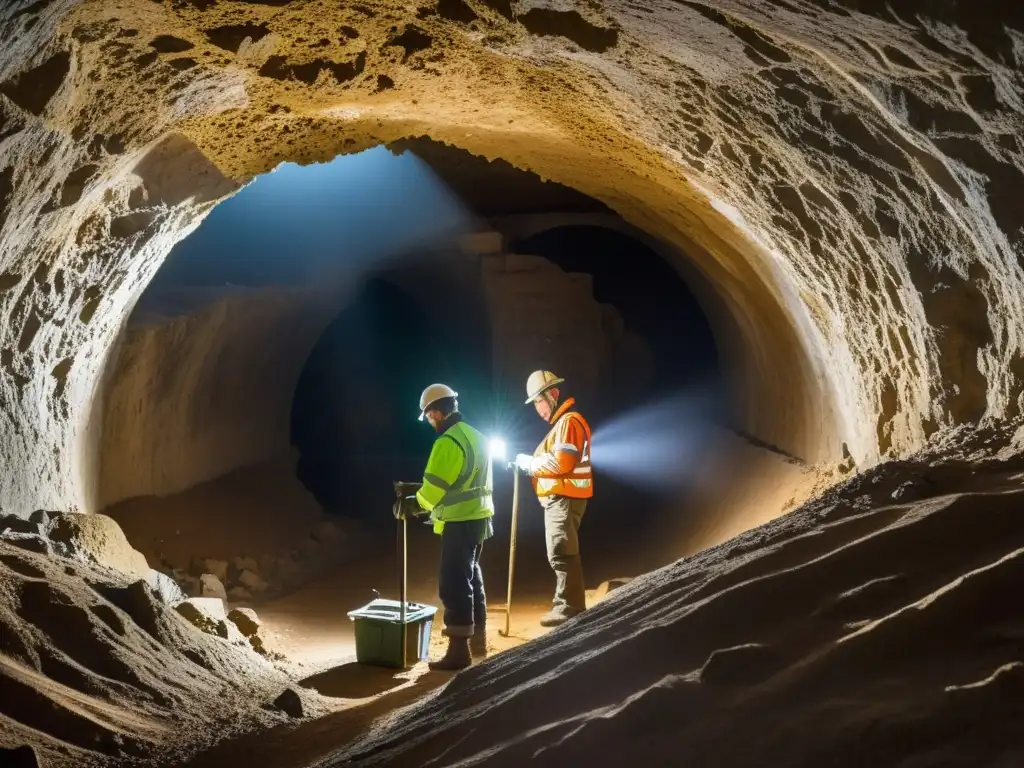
0;0;1021;515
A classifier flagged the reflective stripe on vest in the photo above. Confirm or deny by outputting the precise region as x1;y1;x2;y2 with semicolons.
533;407;593;499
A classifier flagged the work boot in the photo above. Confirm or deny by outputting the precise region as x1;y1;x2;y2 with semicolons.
428;636;471;671
539;608;580;628
470;622;488;657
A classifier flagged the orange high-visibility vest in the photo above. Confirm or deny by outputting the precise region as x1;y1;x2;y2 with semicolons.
531;397;593;499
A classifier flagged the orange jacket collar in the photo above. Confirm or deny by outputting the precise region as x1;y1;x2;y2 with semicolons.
549;397;576;424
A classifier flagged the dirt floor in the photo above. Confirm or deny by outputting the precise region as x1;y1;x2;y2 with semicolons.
173;515;617;768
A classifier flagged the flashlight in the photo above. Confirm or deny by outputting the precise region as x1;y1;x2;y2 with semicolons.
488;437;507;462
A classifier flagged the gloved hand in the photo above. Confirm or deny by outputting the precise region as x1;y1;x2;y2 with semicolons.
394;495;419;520
514;453;533;473
401;495;423;520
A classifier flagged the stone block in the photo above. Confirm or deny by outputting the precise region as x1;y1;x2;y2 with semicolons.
147;569;186;606
200;573;228;602
238;569;268;592
273;687;304;718
228;607;261;637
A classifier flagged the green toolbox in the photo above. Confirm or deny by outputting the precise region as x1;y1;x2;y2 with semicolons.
348;599;437;668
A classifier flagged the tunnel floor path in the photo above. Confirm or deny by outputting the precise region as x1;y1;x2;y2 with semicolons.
256;527;564;668
176;524;576;768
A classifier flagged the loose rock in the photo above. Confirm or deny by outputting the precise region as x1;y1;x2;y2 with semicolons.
273;687;304;718
233;555;259;574
216;618;247;644
238;569;268;592
228;607;261;637
200;573;228;602
202;558;229;582
147;569;186;606
174;597;227;635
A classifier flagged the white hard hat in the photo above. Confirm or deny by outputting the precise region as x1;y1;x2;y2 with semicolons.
525;370;564;404
419;383;458;420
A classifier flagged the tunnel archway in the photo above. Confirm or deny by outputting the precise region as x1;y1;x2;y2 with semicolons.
4;0;1018;530
93;134;817;592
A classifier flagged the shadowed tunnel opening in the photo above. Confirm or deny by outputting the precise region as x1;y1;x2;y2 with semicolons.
290;273;494;517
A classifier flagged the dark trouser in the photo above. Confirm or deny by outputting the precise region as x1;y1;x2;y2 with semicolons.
540;495;588;615
438;518;491;637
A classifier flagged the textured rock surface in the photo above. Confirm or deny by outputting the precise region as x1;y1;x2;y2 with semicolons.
1;1;1022;516
98;284;349;507
0;540;299;766
482;251;617;403
24;511;150;579
145;568;185;606
198;573;227;603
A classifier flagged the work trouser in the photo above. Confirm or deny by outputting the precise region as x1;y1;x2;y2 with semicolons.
540;494;588;615
438;518;492;637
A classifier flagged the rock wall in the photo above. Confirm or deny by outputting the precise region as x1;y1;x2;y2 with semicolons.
98;284;347;508
482;252;611;404
0;0;1021;515
99;246;632;513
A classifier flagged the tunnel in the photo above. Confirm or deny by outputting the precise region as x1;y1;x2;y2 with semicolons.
97;137;758;587
1;1;1023;765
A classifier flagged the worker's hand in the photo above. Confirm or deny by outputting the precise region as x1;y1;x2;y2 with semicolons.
514;453;533;473
401;495;423;519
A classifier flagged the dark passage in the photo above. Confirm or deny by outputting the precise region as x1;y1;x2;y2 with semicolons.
290;264;493;523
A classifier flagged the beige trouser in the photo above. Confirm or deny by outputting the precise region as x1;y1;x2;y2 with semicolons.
539;494;588;615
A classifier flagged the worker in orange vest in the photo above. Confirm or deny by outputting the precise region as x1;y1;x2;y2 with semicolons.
514;370;593;627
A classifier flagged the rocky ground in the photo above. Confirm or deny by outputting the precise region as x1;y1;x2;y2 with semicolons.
104;458;366;607
0;500;558;767
2;423;1023;766
0;511;311;767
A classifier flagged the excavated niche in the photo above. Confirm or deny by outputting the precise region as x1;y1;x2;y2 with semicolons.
0;0;1021;516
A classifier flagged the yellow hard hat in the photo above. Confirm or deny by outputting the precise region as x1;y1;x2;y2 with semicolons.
525;370;564;404
419;383;458;420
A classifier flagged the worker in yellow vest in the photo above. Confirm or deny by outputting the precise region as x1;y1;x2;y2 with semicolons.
414;383;495;669
514;371;593;627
